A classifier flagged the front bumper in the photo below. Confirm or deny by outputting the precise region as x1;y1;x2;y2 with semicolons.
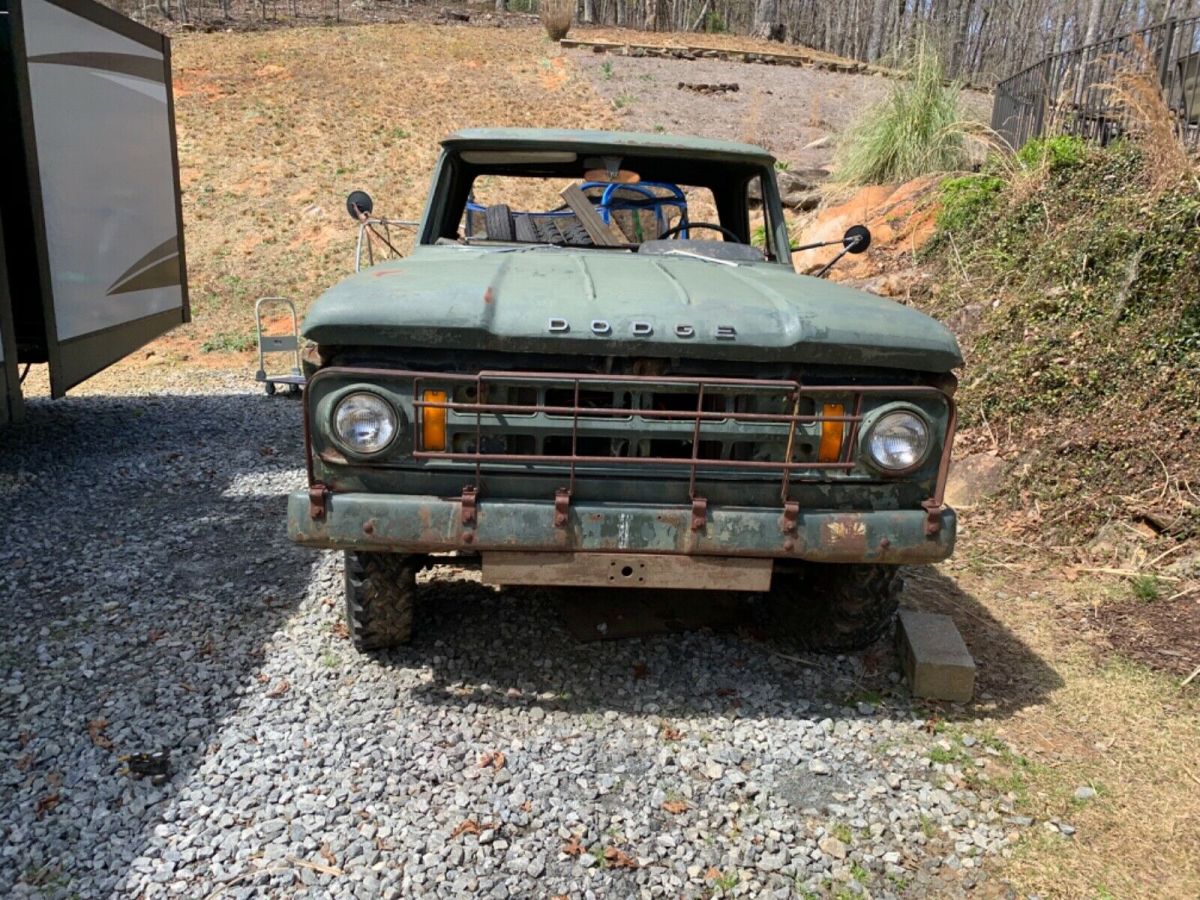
287;491;956;564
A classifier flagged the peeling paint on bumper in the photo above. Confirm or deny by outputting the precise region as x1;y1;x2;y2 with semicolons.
287;492;956;563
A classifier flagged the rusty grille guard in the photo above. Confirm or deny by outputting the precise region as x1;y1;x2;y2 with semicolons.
305;368;956;534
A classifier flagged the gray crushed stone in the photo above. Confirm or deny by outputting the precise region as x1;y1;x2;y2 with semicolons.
0;372;1027;898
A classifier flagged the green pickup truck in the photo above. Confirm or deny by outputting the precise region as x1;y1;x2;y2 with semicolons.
288;128;960;653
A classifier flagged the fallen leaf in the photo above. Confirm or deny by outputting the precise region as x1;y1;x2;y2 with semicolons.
147;629;166;643
705;866;722;880
561;836;584;856
16;753;34;772
632;662;649;680
521;800;532;813
256;672;270;684
451;819;481;838
661;725;683;742
331;621;350;640
662;800;688;814
86;719;114;750
478;751;506;770
603;846;638;869
35;793;60;818
266;680;290;698
319;844;337;867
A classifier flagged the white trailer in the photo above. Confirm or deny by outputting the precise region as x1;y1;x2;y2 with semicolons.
0;0;188;422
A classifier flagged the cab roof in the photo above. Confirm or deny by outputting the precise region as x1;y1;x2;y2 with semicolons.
441;128;776;164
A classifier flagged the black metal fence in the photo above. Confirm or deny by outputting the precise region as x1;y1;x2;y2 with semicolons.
991;16;1200;152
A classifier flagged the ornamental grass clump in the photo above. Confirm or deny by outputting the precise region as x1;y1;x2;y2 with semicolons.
541;0;573;41
836;40;970;185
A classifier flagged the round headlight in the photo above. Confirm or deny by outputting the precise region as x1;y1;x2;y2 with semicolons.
333;392;398;454
867;410;930;471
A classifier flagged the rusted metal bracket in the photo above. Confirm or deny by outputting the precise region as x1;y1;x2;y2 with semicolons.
308;483;329;520
780;500;799;534
690;496;708;532
921;498;943;536
554;489;571;528
461;486;478;526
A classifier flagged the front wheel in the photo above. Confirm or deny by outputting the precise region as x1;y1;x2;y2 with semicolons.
767;564;902;652
343;551;418;650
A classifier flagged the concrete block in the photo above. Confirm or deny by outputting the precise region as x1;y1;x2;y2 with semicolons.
896;609;975;702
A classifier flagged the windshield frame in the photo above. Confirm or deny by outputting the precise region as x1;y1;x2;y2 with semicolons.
416;148;794;269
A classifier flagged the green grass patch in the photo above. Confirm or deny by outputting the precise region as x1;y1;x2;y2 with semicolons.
937;174;1004;233
200;331;256;353
1130;574;1162;602
1016;134;1089;172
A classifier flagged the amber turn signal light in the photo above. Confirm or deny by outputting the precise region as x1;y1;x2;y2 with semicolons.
422;390;447;450
818;403;846;462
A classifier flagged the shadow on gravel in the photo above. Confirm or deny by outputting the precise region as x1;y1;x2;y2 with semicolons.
0;390;315;895
385;561;1061;725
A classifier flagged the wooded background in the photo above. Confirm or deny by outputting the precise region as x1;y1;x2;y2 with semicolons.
118;0;1200;86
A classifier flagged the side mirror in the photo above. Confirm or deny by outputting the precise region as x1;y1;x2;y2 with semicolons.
843;224;871;254
346;190;373;221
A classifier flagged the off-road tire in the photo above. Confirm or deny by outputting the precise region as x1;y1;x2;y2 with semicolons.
484;204;514;242
767;564;903;653
344;551;417;651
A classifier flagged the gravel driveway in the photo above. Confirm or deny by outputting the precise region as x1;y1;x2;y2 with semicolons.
2;373;1023;898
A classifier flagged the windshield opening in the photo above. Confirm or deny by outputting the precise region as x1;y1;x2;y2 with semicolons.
428;149;788;265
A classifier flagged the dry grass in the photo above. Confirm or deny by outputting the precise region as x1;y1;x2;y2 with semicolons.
915;553;1200;899
539;0;573;42
167;23;615;353
1108;61;1197;193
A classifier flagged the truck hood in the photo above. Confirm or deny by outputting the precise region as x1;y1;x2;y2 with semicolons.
303;246;963;372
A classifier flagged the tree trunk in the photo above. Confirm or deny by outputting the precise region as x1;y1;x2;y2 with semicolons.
867;0;890;60
1084;0;1105;44
751;0;784;41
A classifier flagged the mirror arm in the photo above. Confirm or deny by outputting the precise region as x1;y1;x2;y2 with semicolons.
813;239;860;279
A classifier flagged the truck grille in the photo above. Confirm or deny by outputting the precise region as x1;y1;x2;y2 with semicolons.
410;370;952;499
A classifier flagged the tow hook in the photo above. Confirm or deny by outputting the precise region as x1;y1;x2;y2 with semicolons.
554;489;571;528
921;498;943;536
308;483;329;520
460;486;478;543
